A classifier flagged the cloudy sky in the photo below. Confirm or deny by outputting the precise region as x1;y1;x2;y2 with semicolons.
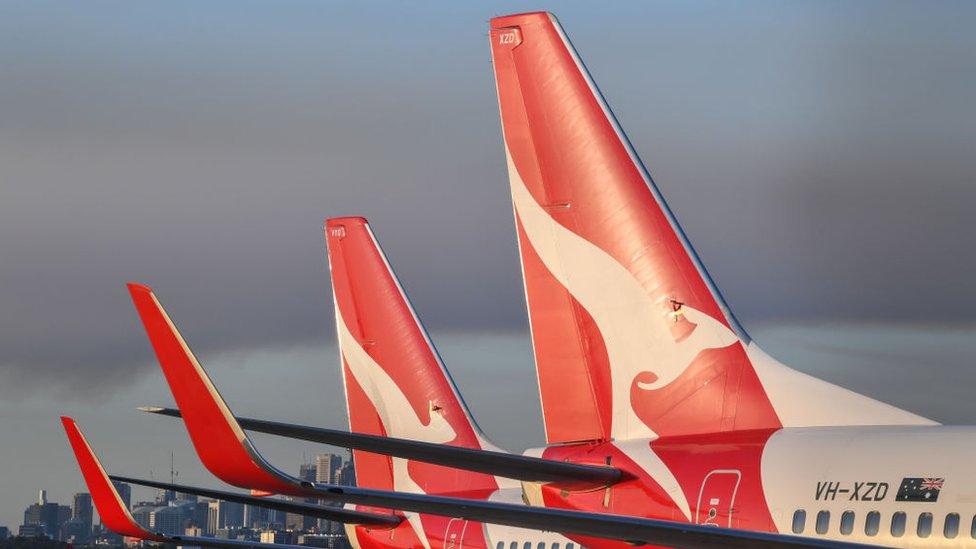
2;0;975;531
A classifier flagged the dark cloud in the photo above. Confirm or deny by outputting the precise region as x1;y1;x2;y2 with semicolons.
2;1;975;400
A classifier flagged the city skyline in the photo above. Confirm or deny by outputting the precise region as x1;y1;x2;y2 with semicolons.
9;451;352;546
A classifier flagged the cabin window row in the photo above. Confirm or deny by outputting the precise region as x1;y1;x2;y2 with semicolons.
496;543;586;549
792;509;965;539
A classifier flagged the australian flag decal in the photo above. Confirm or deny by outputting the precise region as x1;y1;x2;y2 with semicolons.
895;477;944;502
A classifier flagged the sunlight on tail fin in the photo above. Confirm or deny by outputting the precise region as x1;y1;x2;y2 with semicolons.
325;217;504;495
488;13;931;443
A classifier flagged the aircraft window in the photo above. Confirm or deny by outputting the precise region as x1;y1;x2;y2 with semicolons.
945;513;960;539
523;543;531;549
791;509;806;534
510;542;518;549
917;512;933;538
840;511;855;535
552;544;560;549
537;543;545;549
816;510;830;535
864;511;880;536
891;512;906;537
496;543;504;549
566;544;575;549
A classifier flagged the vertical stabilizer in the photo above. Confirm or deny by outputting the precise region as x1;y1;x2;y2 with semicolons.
488;12;932;443
325;217;504;495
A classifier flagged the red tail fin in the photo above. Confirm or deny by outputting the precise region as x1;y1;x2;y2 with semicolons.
325;217;502;494
489;12;930;443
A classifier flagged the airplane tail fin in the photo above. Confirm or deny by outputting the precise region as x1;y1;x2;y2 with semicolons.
325;217;503;493
488;12;932;443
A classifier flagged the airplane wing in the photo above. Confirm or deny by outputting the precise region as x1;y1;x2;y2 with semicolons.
128;283;621;488
60;416;399;549
127;285;880;548
139;406;620;486
113;474;879;549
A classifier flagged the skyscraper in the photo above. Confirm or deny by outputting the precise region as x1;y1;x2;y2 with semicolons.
337;460;356;487
207;500;244;534
299;462;316;484
22;494;70;540
72;493;93;532
286;462;318;531
315;454;342;484
313;454;345;533
131;503;156;531
149;506;184;536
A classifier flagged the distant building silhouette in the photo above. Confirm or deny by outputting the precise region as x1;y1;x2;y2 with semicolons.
286;462;318;531
18;524;47;539
207;500;244;534
131;501;157;530
337;460;356;487
150;506;184;536
315;454;342;484
22;490;70;540
111;481;132;511
72;492;93;534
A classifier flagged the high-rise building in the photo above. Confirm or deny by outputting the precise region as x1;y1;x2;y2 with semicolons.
207;500;244;534
191;499;211;531
299;462;316;484
225;501;244;529
206;501;221;535
22;495;70;540
244;504;276;528
254;507;284;530
149;506;184;536
131;502;158;530
0;526;10;540
337;460;356;487
112;481;132;511
315;454;343;484
72;493;93;533
57;505;71;534
285;500;316;532
313;454;345;532
287;463;319;532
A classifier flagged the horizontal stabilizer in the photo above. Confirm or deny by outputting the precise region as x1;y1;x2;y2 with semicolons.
139;406;621;486
116;473;875;549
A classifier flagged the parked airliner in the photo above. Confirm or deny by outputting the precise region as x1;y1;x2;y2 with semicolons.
59;10;976;549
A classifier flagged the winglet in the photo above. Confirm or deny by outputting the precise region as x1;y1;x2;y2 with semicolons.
60;417;164;541
127;283;302;496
